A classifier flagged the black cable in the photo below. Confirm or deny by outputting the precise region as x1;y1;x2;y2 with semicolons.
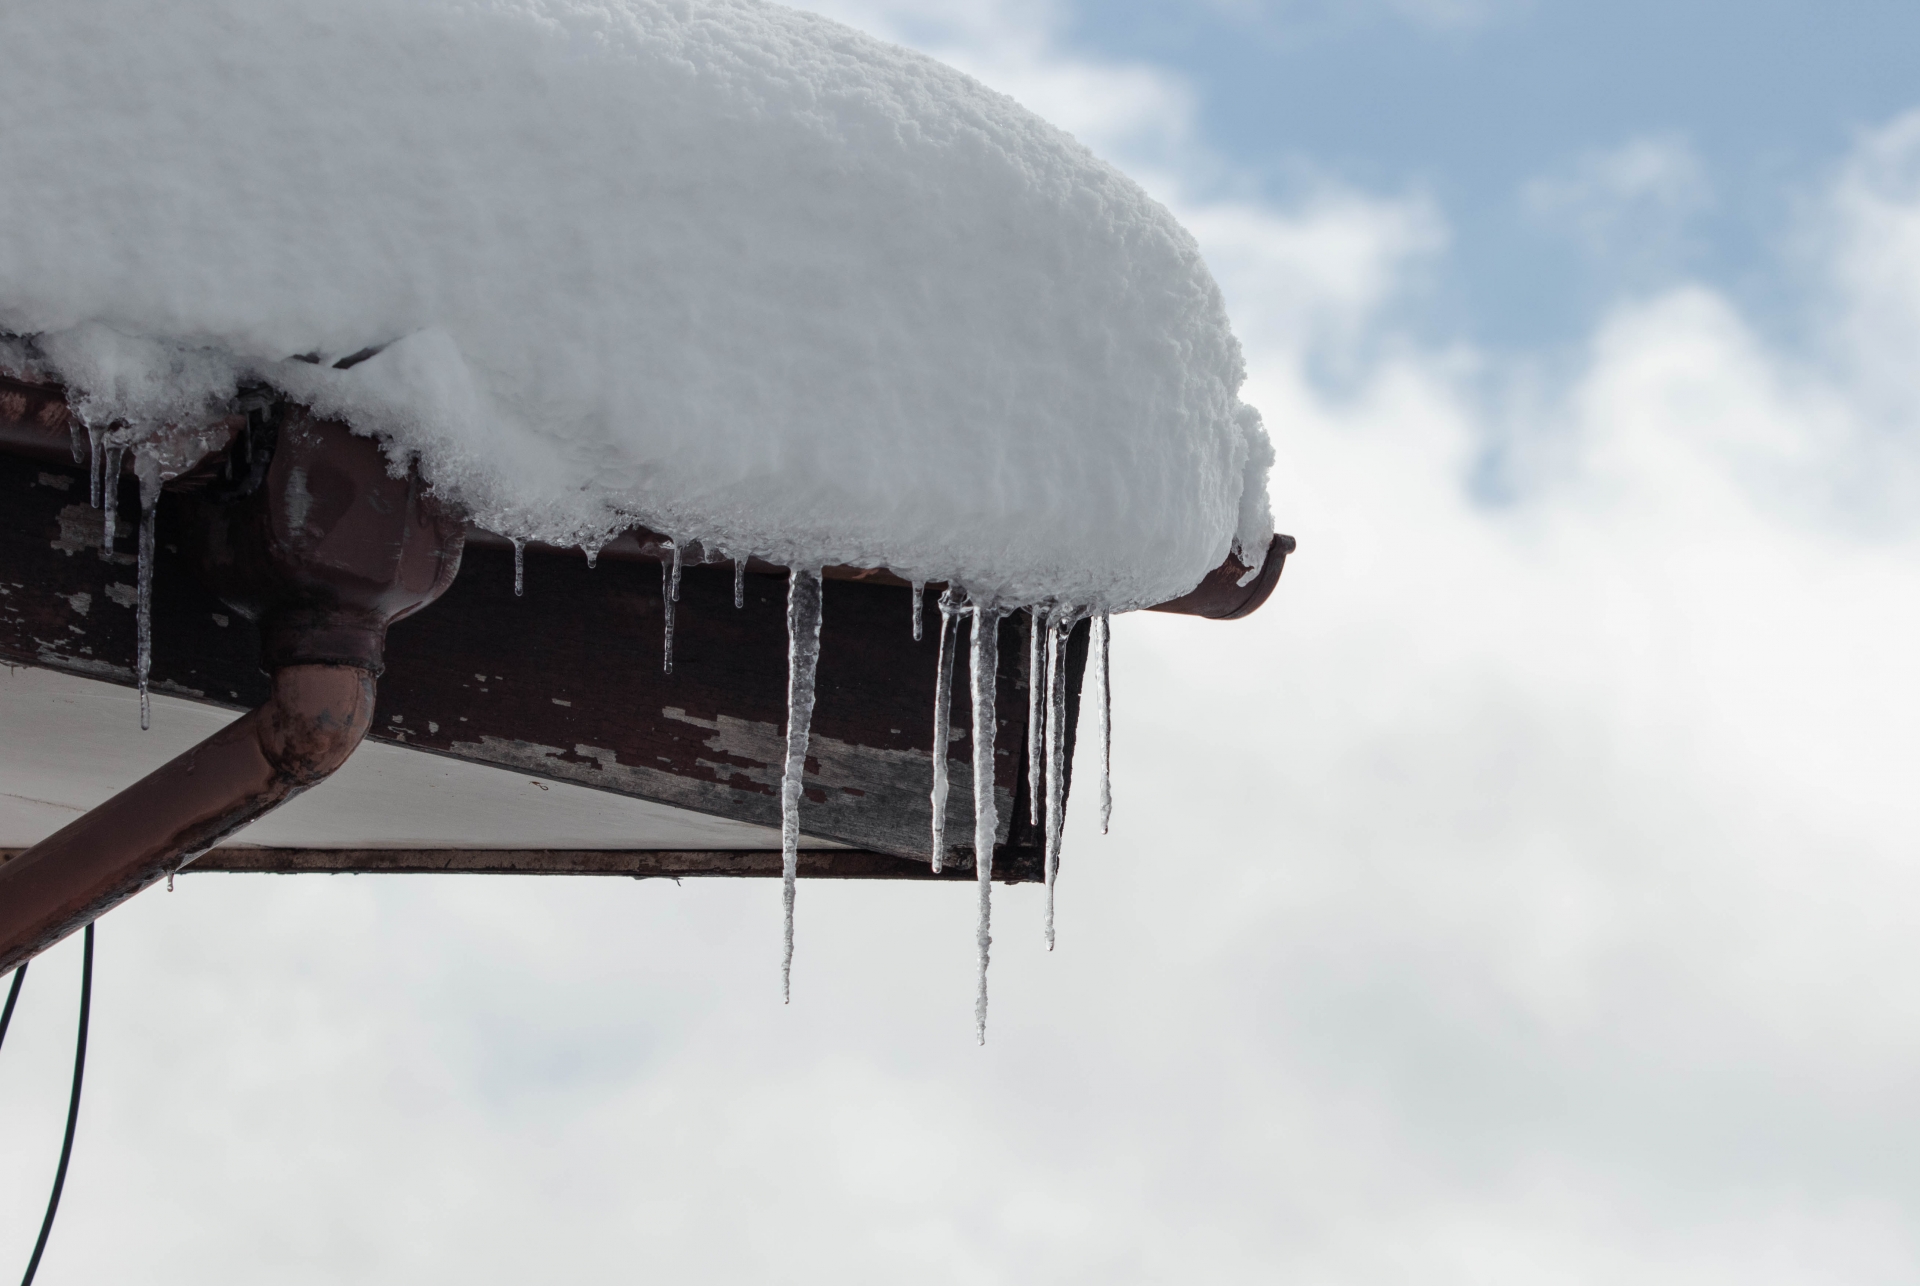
0;964;24;1054
21;923;91;1286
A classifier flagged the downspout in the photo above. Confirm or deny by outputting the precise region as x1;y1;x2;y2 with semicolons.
0;409;463;974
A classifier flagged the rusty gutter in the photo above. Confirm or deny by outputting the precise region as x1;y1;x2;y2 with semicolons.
0;405;463;972
0;667;373;973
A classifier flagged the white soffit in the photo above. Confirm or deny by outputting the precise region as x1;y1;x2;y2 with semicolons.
0;664;817;851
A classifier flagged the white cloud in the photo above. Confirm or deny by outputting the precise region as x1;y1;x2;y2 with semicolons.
1524;134;1712;267
4;7;1919;1285
1202;0;1532;35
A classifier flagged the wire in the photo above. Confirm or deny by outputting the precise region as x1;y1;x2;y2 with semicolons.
20;923;92;1286
0;964;25;1054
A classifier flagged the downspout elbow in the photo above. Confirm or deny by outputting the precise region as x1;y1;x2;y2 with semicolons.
256;665;377;788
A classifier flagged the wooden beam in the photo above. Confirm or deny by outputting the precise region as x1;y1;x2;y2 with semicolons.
0;444;1079;870
1;844;1043;881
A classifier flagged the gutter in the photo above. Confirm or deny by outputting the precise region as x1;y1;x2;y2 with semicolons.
0;405;464;973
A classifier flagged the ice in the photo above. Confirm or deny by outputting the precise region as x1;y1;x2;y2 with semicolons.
1093;612;1112;834
86;428;102;508
912;581;925;643
1027;608;1046;838
660;542;682;675
779;568;824;1003
136;499;155;731
928;587;963;872
1044;611;1072;949
511;539;525;598
100;446;123;551
969;599;1002;1044
734;558;746;610
1;0;1271;615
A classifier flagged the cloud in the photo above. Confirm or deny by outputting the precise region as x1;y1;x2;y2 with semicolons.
1201;0;1532;35
3;7;1918;1285
1523;134;1712;273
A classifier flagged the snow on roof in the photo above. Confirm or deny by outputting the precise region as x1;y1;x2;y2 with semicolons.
0;0;1271;611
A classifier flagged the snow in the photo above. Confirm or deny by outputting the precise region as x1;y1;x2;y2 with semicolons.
0;0;1271;612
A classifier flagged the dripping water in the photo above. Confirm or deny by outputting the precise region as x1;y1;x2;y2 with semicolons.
969;598;1002;1044
1044;611;1070;948
136;493;156;730
928;587;962;872
734;558;746;609
779;568;824;1003
911;581;925;642
511;539;525;597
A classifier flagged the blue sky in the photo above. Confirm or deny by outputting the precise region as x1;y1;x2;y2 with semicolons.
1056;0;1920;348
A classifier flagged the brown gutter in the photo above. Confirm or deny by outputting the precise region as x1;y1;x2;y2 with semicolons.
1146;532;1295;620
0;667;372;973
0;405;463;973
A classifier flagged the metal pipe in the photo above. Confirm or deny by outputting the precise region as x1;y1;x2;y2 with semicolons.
0;664;374;974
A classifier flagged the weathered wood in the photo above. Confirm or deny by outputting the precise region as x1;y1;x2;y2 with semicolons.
0;448;1080;873
0;844;1037;881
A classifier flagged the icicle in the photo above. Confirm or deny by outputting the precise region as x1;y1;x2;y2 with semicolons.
88;428;103;508
660;543;679;674
101;445;124;550
1094;611;1112;835
583;546;599;569
511;538;525;597
969;598;1003;1044
1027;607;1045;838
1044;612;1070;949
779;568;824;1003
911;581;925;642
136;497;156;730
928;587;962;872
734;557;746;609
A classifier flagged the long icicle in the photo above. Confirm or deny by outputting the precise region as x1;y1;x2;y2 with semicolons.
970;597;1002;1044
511;539;525;597
1095;611;1112;834
1027;607;1045;840
1044;612;1070;948
101;445;124;552
136;496;156;730
928;588;961;872
779;568;824;1003
660;542;680;674
911;581;925;642
734;557;746;609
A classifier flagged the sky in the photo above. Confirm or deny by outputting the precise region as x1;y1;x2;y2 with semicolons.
4;1;1920;1282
